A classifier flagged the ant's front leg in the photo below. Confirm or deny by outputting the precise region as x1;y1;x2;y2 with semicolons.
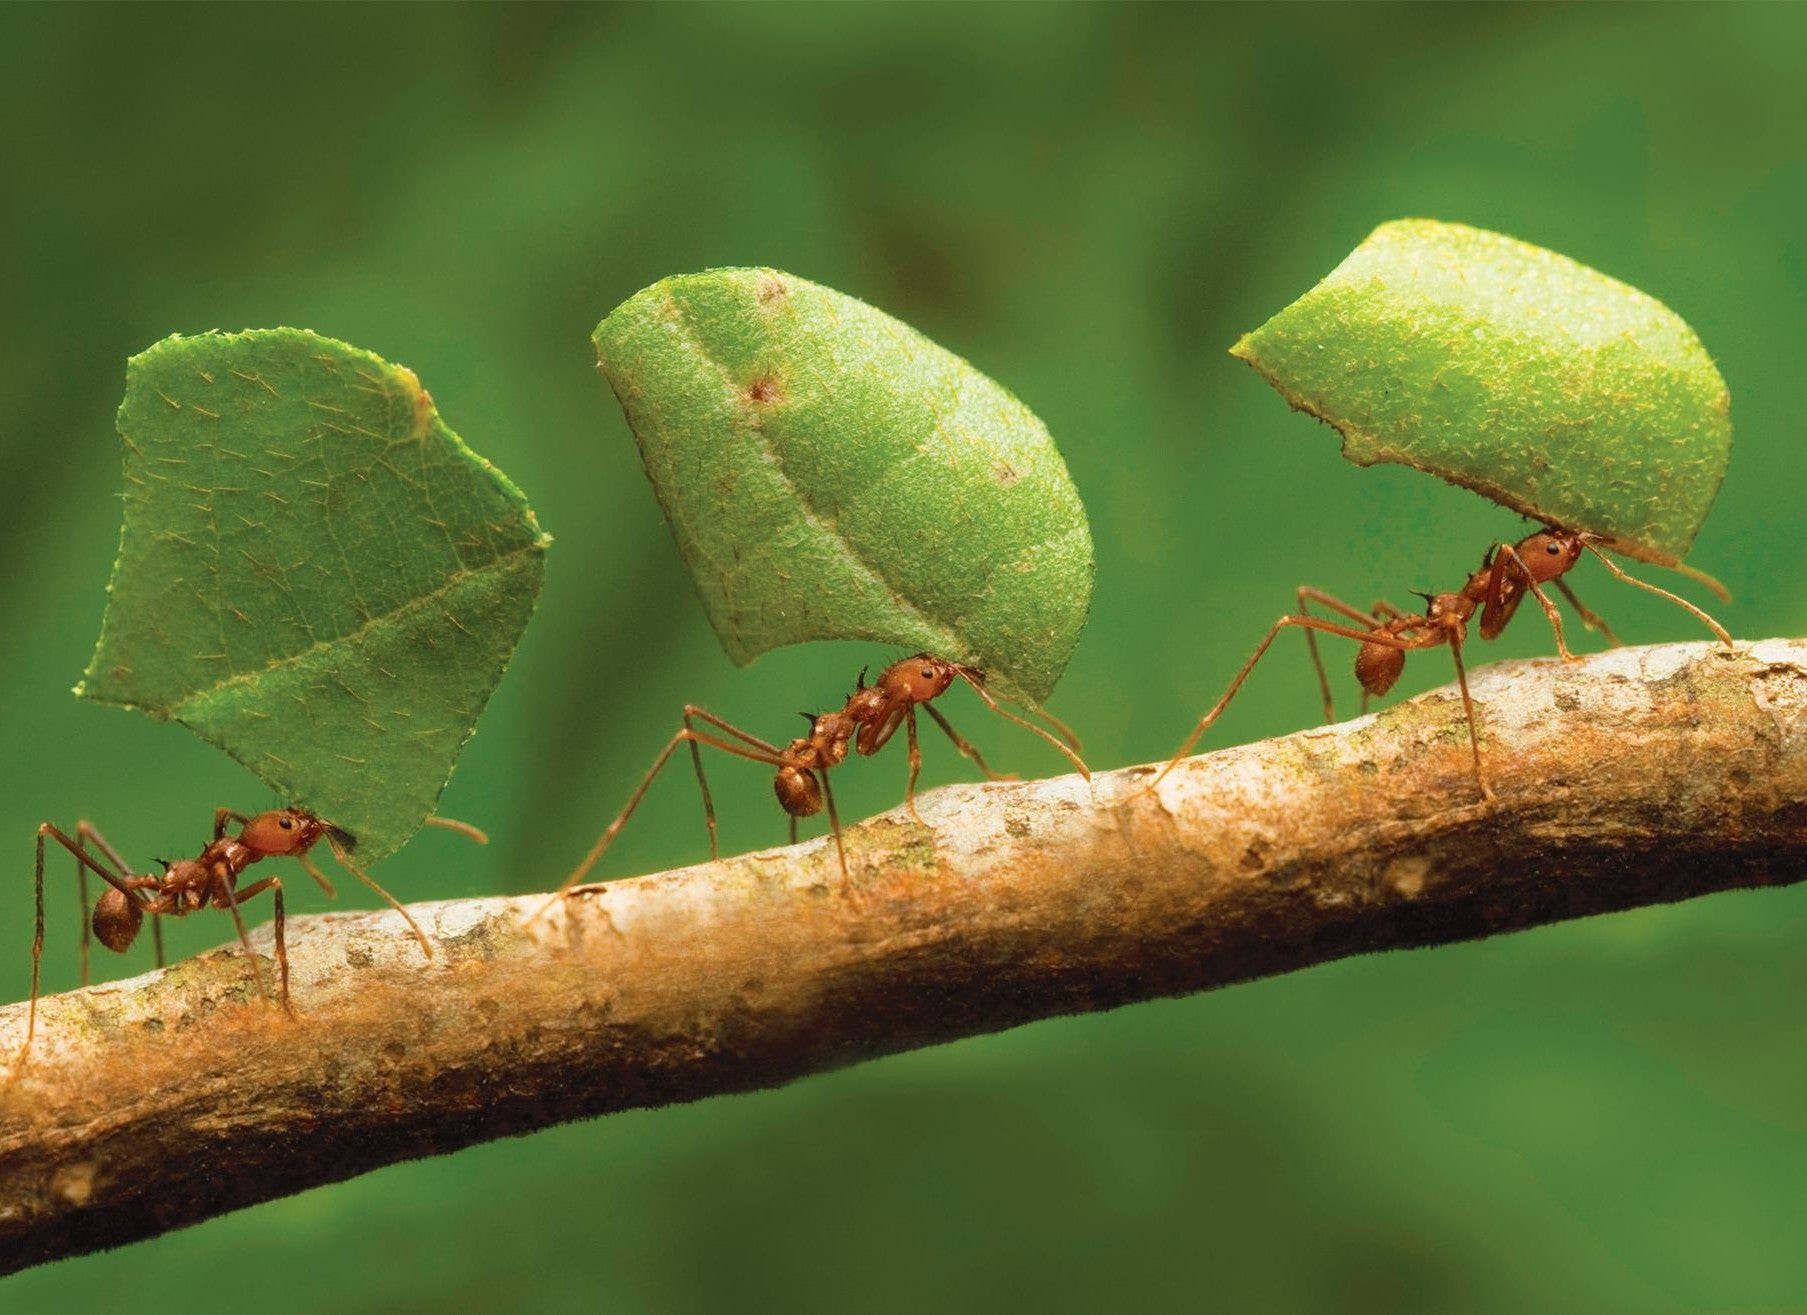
1493;543;1576;660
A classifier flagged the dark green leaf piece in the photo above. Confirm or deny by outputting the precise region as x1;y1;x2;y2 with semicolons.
80;330;550;860
1234;219;1731;565
594;268;1093;705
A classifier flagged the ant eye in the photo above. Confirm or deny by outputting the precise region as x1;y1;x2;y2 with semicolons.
920;667;934;681
279;817;293;830
1546;543;1561;555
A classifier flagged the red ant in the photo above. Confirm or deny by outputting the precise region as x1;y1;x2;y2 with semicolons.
1146;526;1733;798
10;807;485;1075
547;653;1088;905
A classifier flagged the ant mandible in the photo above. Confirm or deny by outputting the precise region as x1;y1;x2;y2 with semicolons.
10;807;485;1076
1145;525;1733;799
549;653;1088;904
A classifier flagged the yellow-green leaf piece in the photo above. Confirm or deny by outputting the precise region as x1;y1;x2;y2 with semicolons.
594;268;1093;705
1234;219;1731;565
80;330;550;861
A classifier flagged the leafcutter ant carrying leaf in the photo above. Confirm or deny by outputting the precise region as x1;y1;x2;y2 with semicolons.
545;654;1086;907
1145;526;1732;798
1149;220;1737;797
8;809;485;1078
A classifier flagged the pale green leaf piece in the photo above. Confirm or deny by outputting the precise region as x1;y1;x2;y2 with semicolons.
1234;219;1731;565
80;330;550;861
593;268;1093;705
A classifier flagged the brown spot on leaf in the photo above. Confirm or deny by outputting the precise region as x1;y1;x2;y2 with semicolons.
993;459;1021;487
756;273;788;306
747;373;781;405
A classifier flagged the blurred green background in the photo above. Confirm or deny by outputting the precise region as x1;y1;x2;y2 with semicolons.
3;4;1804;1312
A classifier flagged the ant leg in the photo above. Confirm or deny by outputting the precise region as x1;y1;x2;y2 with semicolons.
1142;616;1425;794
12;829;52;1078
788;816;799;847
923;703;1012;782
1581;542;1734;647
1296;588;1390;723
153;916;165;970
214;807;252;841
423;816;489;845
214;876;271;1003
680;705;782;863
1495;544;1577;660
539;723;785;916
1554;579;1623;647
949;670;1091;779
819;770;849;890
904;707;925;825
72;821;137;984
11;826;144;1080
324;833;433;960
74;836;92;987
232;877;291;1016
1445;624;1488;802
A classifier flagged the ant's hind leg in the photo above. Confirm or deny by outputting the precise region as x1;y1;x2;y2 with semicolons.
540;718;785;917
1296;588;1395;724
1143;615;1423;795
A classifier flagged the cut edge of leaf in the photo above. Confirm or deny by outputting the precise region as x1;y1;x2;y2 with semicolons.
1228;335;1688;570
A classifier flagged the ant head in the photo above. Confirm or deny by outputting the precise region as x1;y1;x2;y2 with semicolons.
239;807;329;857
1515;529;1585;581
880;655;959;704
91;887;144;953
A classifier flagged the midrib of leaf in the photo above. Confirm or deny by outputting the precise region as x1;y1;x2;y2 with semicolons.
664;296;967;660
159;540;540;720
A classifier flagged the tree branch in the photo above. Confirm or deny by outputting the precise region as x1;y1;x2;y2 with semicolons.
3;639;1805;1272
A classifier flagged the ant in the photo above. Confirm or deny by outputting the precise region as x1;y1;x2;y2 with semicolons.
10;807;485;1076
547;653;1088;906
1145;525;1733;799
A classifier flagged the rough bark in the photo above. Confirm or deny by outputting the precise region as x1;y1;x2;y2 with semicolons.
2;638;1805;1273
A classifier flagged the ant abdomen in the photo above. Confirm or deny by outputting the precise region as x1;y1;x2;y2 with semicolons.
92;886;142;953
774;765;824;818
1356;641;1406;698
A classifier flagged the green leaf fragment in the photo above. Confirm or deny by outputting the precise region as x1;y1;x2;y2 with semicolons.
1234;219;1731;565
594;268;1094;706
80;329;550;861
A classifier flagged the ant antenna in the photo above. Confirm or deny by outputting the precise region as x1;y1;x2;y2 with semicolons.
1577;539;1733;647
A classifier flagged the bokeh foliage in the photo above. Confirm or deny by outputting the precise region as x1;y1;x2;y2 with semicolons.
2;4;1804;1312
